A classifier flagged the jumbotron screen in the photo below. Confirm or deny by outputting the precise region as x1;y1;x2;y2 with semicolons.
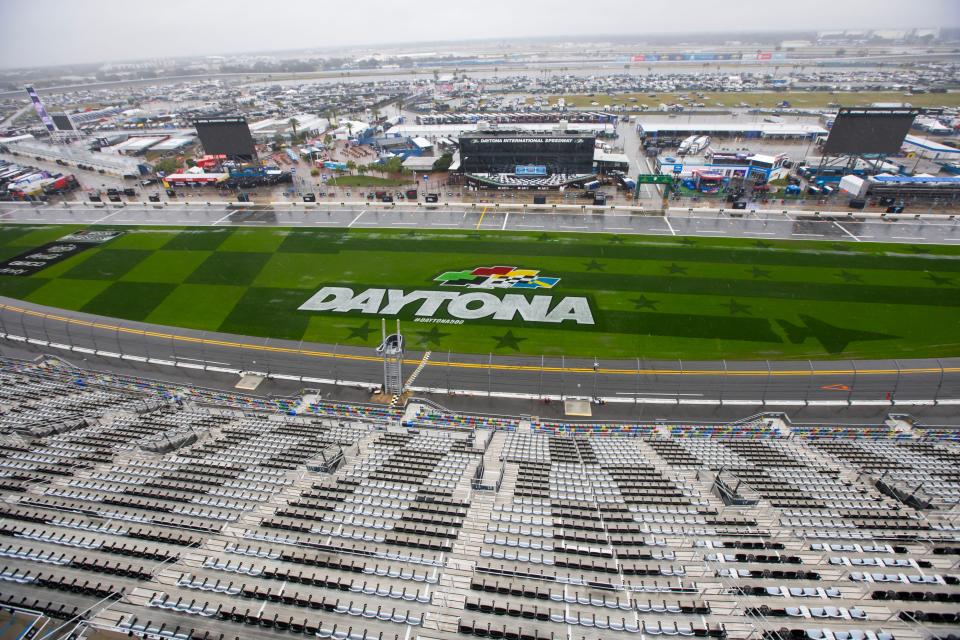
459;134;595;174
822;107;920;156
194;116;256;158
51;114;74;131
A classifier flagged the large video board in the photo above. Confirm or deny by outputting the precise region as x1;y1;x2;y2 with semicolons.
459;134;595;174
194;116;256;159
823;107;920;156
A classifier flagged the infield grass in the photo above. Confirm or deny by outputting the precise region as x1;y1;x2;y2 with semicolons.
0;224;959;360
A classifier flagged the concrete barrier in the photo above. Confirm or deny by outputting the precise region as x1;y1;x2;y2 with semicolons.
669;206;956;222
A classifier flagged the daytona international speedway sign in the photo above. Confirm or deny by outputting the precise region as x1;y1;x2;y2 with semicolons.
299;266;594;325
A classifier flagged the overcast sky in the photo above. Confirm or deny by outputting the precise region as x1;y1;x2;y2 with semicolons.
1;0;958;69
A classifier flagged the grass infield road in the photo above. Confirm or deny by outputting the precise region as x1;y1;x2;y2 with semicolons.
0;224;959;361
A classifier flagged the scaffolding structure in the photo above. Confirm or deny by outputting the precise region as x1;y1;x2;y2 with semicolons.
377;319;405;396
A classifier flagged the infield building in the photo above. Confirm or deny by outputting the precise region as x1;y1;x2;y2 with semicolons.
458;132;597;189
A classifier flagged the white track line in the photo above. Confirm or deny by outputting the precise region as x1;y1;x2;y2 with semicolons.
347;210;366;228
211;210;235;226
832;221;862;242
91;210;122;225
664;217;677;235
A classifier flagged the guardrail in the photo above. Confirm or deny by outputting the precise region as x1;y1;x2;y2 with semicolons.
2;325;957;408
669;206;958;221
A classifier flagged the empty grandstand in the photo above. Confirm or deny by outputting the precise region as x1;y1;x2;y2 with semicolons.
464;172;596;189
0;354;957;640
865;174;960;199
4;138;151;178
417;112;617;125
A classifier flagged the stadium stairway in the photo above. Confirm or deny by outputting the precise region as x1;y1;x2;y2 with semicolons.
476;431;508;490
431;489;496;634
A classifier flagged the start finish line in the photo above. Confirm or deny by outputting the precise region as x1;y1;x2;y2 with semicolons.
299;287;596;325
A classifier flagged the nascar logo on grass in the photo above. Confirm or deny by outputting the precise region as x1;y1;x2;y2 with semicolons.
435;265;559;289
299;267;594;325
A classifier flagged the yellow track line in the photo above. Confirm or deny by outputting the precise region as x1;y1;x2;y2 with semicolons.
1;302;957;378
476;207;487;230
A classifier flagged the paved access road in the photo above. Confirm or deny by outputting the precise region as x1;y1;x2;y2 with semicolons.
1;203;959;245
1;298;957;407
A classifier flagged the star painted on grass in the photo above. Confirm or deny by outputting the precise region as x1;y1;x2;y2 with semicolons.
925;272;954;286
346;322;373;341
831;242;852;252
750;266;771;279
753;239;773;249
907;244;931;254
608;234;625;244
724;299;752;315
836;270;862;283
664;263;688;275
537;233;553;242
584;259;606;271
405;230;419;238
492;330;526;351
415;326;450;347
678;237;696;246
631;295;659;310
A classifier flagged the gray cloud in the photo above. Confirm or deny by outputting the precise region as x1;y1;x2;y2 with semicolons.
1;0;958;68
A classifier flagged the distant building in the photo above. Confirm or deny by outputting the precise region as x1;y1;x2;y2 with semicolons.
248;115;329;142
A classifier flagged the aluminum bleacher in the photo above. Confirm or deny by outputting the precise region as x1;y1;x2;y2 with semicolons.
0;356;956;640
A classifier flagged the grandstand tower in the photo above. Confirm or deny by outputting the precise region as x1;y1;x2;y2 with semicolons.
24;86;83;143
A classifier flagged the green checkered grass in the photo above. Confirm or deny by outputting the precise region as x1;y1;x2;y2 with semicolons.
81;282;177;321
218;287;311;341
121;251;212;284
162;229;232;251
62;249;150;281
0;224;958;360
146;284;246;330
186;252;272;286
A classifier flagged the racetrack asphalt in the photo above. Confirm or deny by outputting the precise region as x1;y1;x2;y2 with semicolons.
1;296;957;409
1;203;958;409
1;202;959;245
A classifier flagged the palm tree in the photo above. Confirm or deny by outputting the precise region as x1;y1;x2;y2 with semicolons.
288;117;300;140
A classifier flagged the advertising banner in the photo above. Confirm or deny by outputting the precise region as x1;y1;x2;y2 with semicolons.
0;230;122;277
